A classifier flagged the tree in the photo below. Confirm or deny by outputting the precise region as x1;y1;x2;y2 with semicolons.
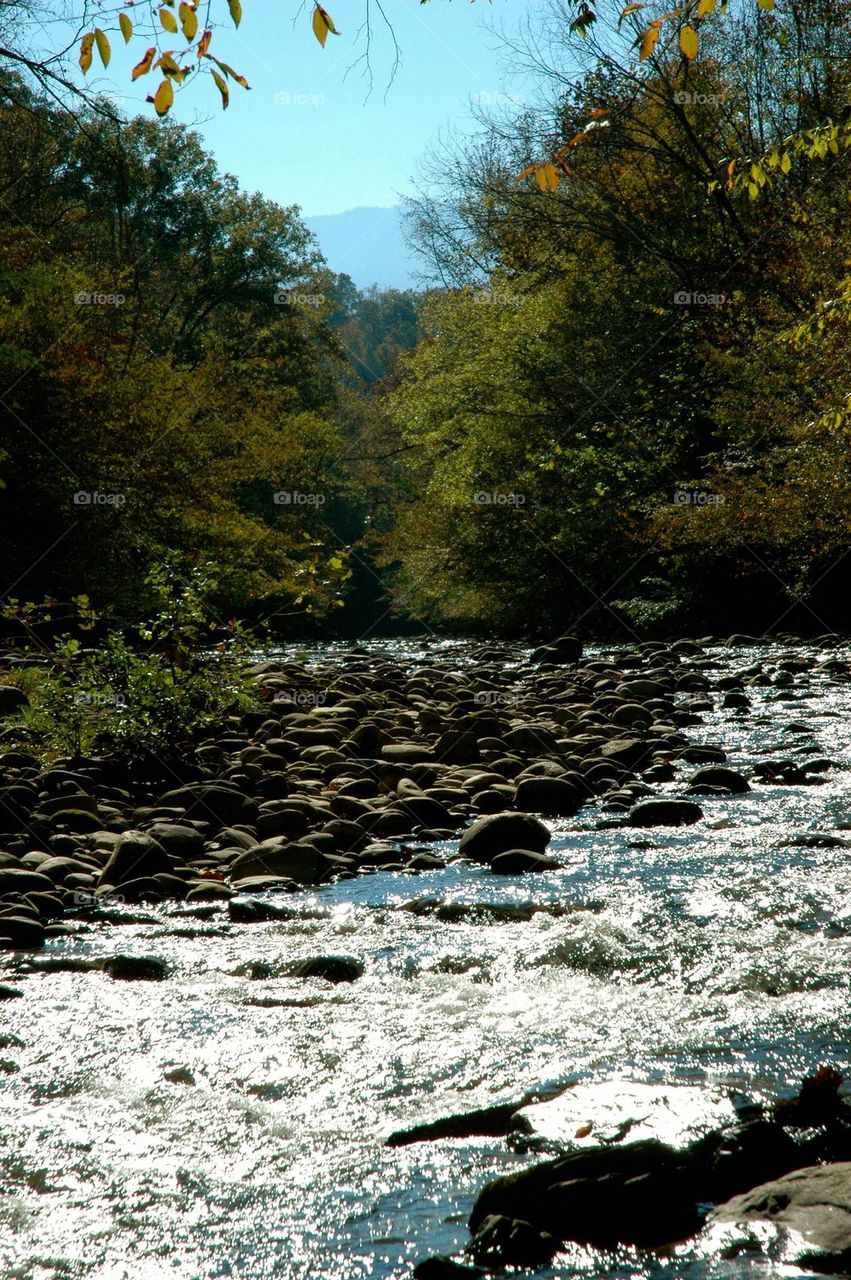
0;75;361;625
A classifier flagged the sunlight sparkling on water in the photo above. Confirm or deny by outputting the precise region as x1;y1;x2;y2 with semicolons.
1;642;851;1279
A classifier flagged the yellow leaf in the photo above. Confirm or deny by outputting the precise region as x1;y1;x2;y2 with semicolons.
638;24;660;59
152;77;174;116
159;7;179;33
696;0;716;11
227;0;242;26
94;27;111;67
196;28;212;57
312;5;340;47
156;51;184;79
118;11;133;42
131;46;156;79
757;0;775;8
780;150;792;172
535;162;560;192
679;24;698;57
211;67;229;109
179;1;198;40
79;32;94;73
618;2;645;26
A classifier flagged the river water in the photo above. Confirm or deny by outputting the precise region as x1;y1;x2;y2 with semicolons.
2;641;850;1280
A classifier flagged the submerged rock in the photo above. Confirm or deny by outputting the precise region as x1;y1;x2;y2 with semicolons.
103;954;170;981
292;955;364;983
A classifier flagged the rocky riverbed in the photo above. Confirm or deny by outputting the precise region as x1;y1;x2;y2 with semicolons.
1;634;851;1278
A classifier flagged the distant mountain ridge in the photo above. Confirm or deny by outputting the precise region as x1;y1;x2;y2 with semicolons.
304;205;418;292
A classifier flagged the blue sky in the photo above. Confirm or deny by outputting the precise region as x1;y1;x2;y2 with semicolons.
75;0;534;217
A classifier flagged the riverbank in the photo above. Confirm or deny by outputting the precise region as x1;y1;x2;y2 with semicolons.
1;635;850;1278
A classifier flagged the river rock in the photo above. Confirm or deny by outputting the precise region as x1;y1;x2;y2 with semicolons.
688;767;751;794
413;1259;485;1279
157;784;257;830
707;1162;851;1273
628;799;703;826
228;895;299;923
292;955;364;983
458;812;551;864
491;849;561;875
0;915;45;948
229;839;330;885
531;636;582;665
98;831;173;888
143;822;206;858
467;1214;557;1268
103;954;170;980
469;1137;703;1248
514;776;583;817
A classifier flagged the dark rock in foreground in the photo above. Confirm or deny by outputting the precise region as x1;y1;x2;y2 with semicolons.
469;1137;703;1247
468;1214;557;1268
458;812;551;864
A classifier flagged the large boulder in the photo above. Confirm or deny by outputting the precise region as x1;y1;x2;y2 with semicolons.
458;812;550;864
514;776;583;817
229;839;331;886
98;831;173;888
469;1138;703;1248
531;636;582;665
707;1162;851;1274
687;766;751;794
157;784;257;830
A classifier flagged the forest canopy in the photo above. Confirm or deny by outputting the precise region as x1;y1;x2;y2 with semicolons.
2;0;851;639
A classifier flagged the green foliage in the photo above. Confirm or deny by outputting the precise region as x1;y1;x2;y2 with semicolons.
388;0;851;634
0;75;384;629
5;562;260;763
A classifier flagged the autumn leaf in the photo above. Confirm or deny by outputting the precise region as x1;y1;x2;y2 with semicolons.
618;3;645;28
152;77;174;116
156;51;185;81
118;11;133;42
159;7;179;33
227;0;242;26
757;0;775;8
312;5;340;47
638;23;661;59
211;67;229;109
79;32;95;72
94;27;111;67
131;46;156;79
179;2;198;40
196;28;212;57
211;56;250;89
679;24;698;58
696;0;716;14
535;162;560;192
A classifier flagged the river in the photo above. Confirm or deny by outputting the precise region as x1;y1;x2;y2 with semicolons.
2;640;850;1279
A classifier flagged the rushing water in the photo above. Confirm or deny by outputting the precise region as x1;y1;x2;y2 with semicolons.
2;641;851;1280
